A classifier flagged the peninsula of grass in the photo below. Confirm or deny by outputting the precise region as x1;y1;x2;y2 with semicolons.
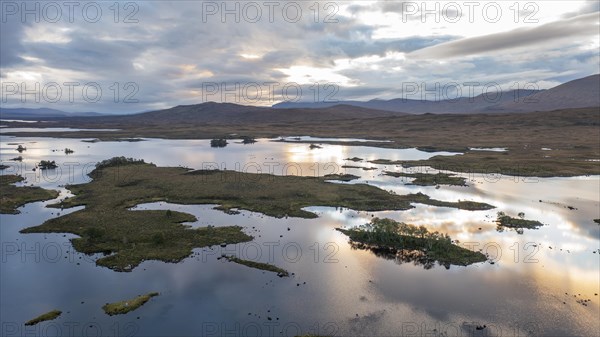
20;157;493;271
397;149;600;177
102;292;159;316
383;171;467;186
594;219;600;225
224;255;289;277
345;157;363;162
24;310;62;326
408;193;494;210
0;165;8;170
1;175;59;214
337;218;487;267
496;212;545;230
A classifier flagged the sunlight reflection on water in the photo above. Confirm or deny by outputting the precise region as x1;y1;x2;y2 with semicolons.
1;135;598;336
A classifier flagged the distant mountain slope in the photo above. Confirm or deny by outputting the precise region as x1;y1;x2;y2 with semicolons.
0;108;103;118
496;74;600;112
274;89;541;114
122;102;404;124
274;74;600;114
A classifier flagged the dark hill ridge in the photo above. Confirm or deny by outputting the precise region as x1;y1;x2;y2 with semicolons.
496;74;600;112
1;103;403;127
114;102;405;124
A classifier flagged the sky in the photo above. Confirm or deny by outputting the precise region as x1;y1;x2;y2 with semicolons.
0;0;599;113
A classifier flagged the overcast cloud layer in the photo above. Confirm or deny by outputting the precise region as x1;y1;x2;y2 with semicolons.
1;0;599;113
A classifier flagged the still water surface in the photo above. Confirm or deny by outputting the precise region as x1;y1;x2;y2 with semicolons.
0;135;598;336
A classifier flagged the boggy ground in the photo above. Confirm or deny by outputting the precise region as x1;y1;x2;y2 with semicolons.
20;157;493;271
3;108;599;176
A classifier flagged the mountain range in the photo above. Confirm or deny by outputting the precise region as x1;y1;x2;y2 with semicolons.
0;108;103;119
273;74;600;114
1;75;598;122
119;102;403;124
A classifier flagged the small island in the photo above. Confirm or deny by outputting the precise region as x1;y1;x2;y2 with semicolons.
240;136;257;144
38;160;58;170
368;159;401;165
496;212;545;233
16;145;26;153
345;157;363;162
210;138;228;148
64;148;74;154
116;138;145;142
309;144;322;149
337;218;487;268
0;165;8;170
25;310;62;326
342;165;378;171
102;292;159;315
224;255;289;277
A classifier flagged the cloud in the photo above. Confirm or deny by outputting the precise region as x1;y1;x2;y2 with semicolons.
561;0;600;18
0;1;598;112
409;13;600;59
0;20;27;68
